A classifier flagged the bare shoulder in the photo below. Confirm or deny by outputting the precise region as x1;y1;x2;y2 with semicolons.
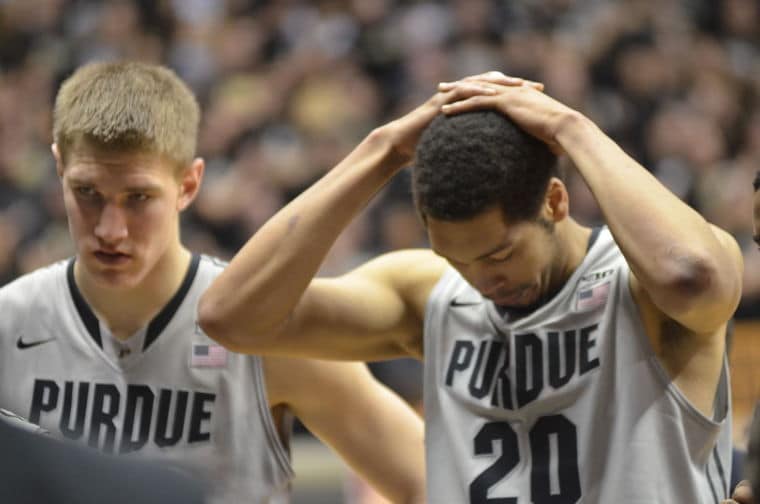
344;248;449;310
349;249;447;276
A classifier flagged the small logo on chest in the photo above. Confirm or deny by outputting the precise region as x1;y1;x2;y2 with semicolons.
190;343;228;368
16;335;57;350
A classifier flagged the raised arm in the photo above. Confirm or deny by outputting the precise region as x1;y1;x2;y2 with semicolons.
198;80;530;360
550;109;742;334
440;75;742;335
265;356;425;504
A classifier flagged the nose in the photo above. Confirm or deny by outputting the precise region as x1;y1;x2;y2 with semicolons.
94;203;128;244
476;279;506;297
468;266;507;296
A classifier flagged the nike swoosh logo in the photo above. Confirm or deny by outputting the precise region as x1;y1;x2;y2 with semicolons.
450;299;481;307
16;335;57;350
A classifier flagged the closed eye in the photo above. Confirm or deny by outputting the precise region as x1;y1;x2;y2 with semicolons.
485;250;514;264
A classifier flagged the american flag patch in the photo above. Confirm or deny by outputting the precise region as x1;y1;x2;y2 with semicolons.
191;343;228;368
576;281;611;311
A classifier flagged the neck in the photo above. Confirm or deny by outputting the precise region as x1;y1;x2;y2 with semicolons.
75;244;192;341
547;218;592;297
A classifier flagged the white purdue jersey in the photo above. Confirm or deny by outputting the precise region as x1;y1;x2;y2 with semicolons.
424;227;731;504
0;255;293;503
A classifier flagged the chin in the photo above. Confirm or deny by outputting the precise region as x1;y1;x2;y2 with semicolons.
94;272;142;290
496;300;535;311
492;285;539;308
85;263;145;290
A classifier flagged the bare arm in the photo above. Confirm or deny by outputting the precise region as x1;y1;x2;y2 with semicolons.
235;249;447;361
265;357;425;504
199;81;523;359
553;114;742;334
440;75;742;335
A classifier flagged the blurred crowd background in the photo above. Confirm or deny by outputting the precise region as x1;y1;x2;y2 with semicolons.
1;0;759;308
0;0;759;499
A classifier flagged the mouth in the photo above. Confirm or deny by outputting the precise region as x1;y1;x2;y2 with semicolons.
486;285;534;307
93;250;131;266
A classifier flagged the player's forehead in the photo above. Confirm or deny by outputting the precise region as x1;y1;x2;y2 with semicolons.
63;145;175;186
427;207;528;263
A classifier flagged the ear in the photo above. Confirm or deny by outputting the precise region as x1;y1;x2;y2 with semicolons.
52;144;64;178
544;177;569;222
177;157;205;211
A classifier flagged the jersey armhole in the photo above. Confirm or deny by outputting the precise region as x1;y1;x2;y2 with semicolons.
251;355;296;481
621;266;730;428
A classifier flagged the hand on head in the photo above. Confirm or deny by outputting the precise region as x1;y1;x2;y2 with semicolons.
438;71;544;92
435;70;578;156
378;71;558;167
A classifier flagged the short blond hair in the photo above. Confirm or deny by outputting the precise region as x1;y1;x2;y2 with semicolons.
53;61;200;168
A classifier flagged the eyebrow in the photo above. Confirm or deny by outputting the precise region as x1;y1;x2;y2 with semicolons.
66;176;94;185
67;178;162;192
124;184;162;193
474;241;514;260
433;240;513;263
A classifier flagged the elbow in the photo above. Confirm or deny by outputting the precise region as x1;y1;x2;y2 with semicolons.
197;291;286;354
196;294;225;341
197;292;243;350
666;254;716;299
658;252;730;312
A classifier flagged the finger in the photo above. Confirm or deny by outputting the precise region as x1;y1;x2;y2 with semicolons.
463;71;522;84
453;72;545;91
440;94;497;115
439;72;525;90
438;77;521;91
525;80;545;91
437;83;497;105
440;79;544;94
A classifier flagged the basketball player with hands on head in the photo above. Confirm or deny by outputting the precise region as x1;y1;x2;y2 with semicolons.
0;61;425;504
200;71;742;502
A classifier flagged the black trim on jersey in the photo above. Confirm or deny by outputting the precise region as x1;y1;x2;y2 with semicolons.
707;462;720;503
587;226;602;251
143;253;200;351
712;446;727;498
66;254;201;351
67;258;102;348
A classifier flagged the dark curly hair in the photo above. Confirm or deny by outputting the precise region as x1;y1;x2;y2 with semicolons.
412;111;558;223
